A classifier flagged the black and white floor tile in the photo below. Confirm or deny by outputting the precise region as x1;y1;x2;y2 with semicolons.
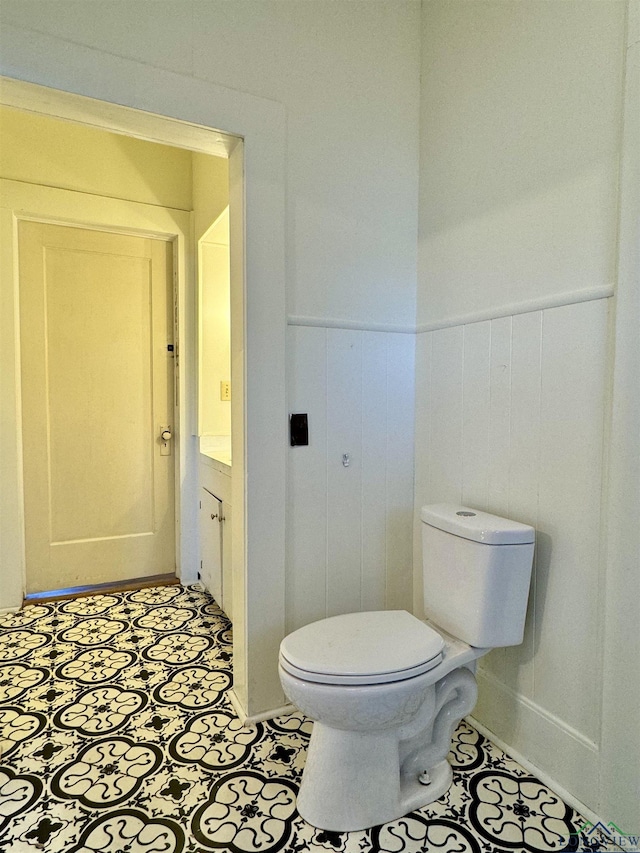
0;584;615;852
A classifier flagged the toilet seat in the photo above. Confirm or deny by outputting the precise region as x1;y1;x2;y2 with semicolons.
279;610;444;685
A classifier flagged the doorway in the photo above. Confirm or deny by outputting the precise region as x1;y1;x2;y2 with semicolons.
1;97;231;600
0;70;287;719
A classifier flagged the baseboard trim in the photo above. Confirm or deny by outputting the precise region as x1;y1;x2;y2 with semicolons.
468;715;607;830
474;668;600;811
226;688;296;727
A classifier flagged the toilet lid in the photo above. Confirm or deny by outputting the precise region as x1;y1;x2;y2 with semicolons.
279;611;444;685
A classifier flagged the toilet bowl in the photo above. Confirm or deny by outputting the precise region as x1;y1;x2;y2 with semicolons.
278;505;535;832
279;613;486;831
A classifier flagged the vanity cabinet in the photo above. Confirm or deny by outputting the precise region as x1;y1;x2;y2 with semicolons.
199;456;232;620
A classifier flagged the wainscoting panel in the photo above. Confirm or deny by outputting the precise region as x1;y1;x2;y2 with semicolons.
534;300;607;744
286;325;328;632
501;309;543;700
361;333;389;612
414;297;609;804
287;325;415;634
428;325;464;503
327;329;365;617
385;333;416;610
461;320;491;511
487;316;512;517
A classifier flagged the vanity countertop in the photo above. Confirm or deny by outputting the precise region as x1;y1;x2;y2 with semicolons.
199;436;231;473
200;450;231;473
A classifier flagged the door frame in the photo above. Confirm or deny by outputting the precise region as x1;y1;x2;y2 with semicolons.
0;45;287;719
17;213;182;594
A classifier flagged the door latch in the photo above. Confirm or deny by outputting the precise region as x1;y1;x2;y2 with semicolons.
160;426;172;456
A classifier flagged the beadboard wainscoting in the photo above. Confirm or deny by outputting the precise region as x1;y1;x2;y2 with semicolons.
414;296;610;808
286;323;415;634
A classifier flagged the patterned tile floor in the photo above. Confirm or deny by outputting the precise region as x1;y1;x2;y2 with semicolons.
0;584;614;853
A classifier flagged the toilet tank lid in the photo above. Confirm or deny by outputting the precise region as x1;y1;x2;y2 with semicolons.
421;504;535;545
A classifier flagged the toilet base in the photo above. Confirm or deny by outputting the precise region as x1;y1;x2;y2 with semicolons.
297;749;453;832
295;667;477;832
297;724;406;831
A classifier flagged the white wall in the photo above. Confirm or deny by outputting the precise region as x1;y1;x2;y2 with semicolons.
193;156;231;440
0;105;194;208
418;0;623;329
199;238;231;438
192;152;228;243
417;0;634;826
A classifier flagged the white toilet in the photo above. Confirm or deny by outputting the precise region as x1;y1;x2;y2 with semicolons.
278;504;535;832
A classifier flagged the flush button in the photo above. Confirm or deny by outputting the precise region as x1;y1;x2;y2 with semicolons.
456;511;476;517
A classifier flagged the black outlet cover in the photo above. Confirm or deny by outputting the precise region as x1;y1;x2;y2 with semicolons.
290;413;309;446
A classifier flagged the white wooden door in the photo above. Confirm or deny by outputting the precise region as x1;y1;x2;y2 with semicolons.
19;222;176;593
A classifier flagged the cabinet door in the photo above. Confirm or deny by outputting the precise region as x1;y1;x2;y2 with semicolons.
200;488;223;604
222;502;232;621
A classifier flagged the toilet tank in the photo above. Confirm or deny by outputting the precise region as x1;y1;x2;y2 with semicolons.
421;505;535;648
